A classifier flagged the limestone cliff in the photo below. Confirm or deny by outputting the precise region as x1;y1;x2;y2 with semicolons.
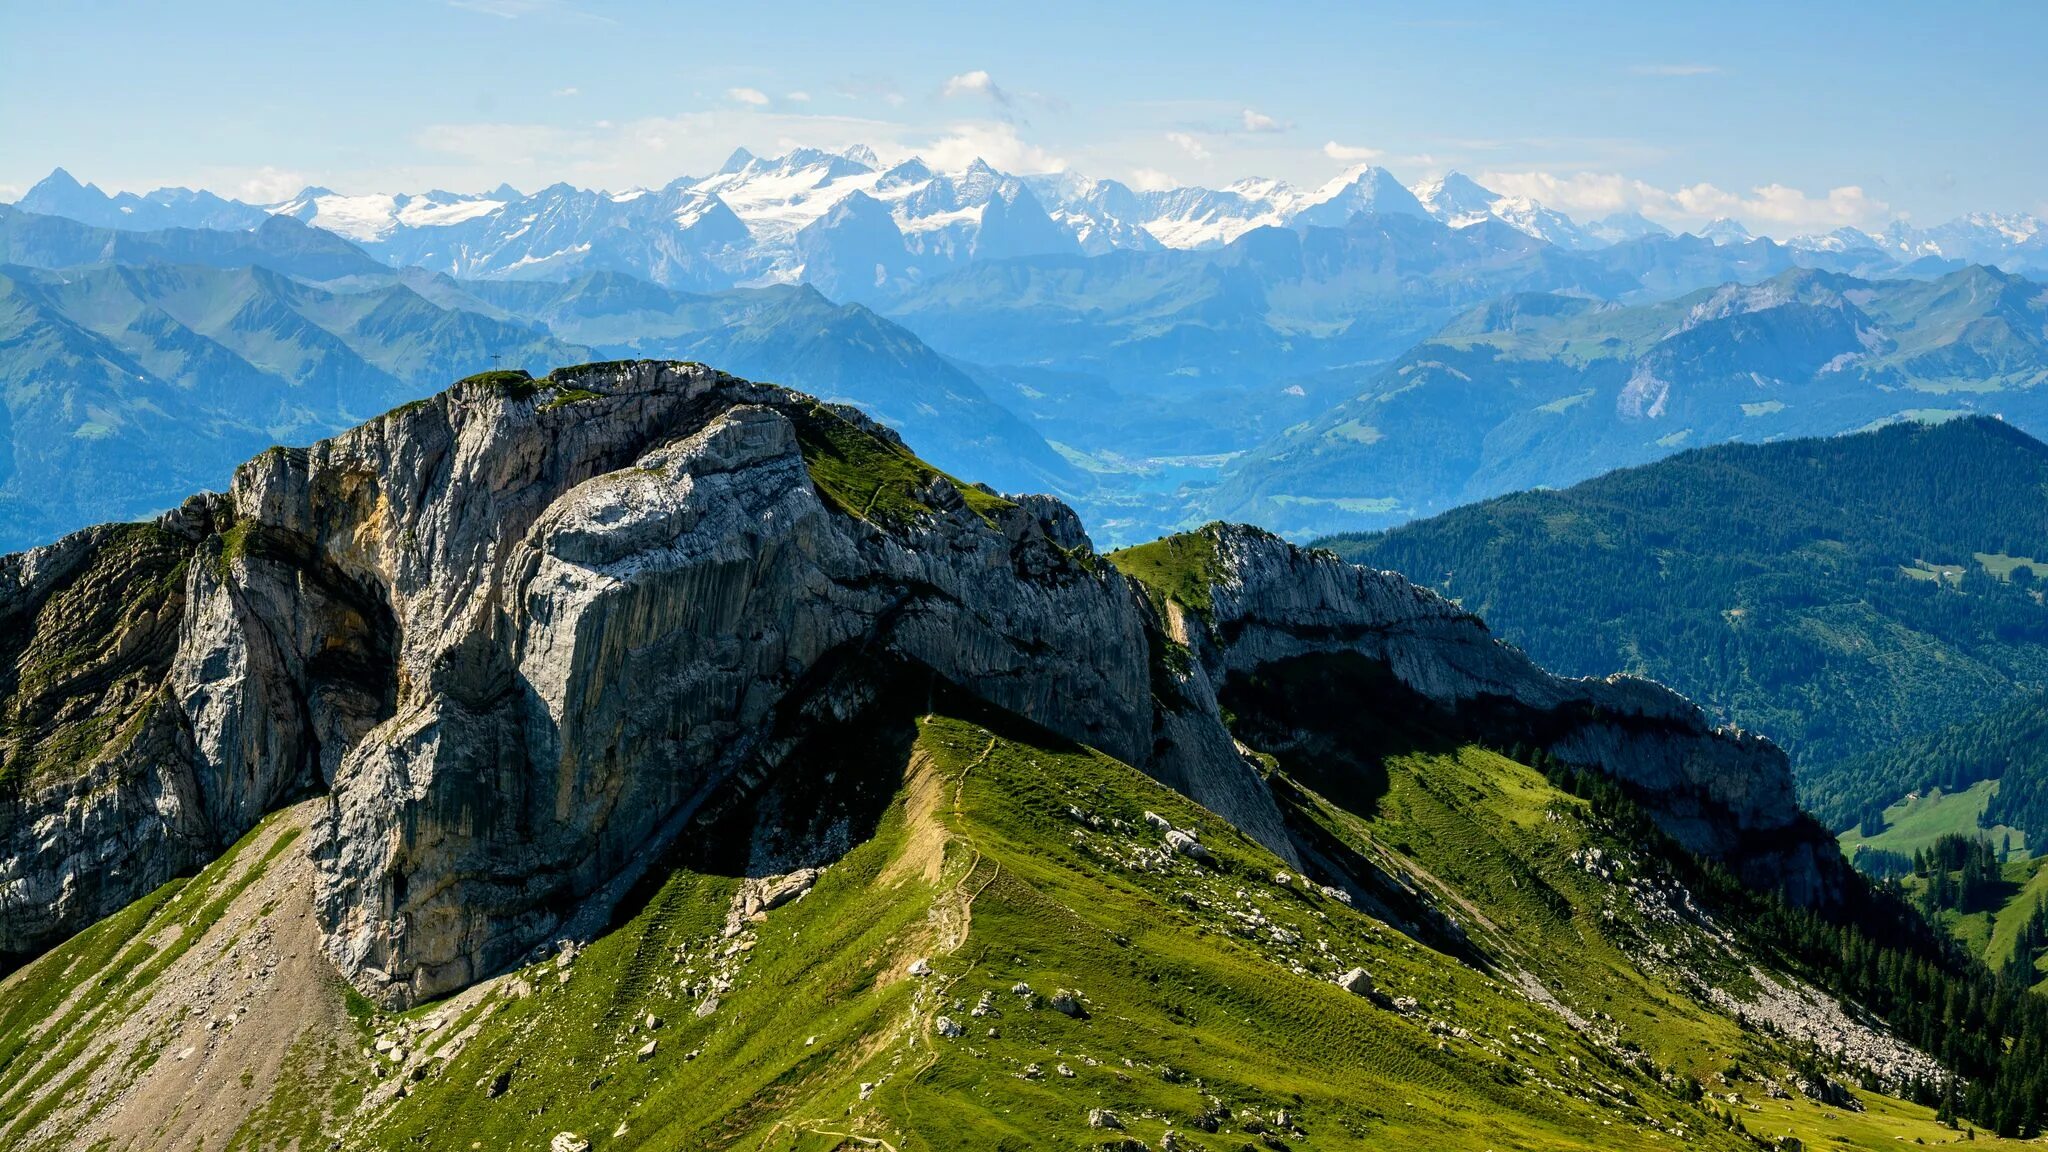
0;361;1838;1004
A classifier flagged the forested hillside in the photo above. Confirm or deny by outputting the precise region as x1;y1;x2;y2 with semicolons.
1319;417;2048;826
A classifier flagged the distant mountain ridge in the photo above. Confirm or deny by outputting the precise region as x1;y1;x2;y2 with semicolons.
0;251;1081;550
1207;264;2048;539
20;151;2048;293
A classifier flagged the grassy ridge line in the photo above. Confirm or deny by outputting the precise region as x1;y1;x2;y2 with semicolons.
1106;528;1224;621
0;709;2012;1148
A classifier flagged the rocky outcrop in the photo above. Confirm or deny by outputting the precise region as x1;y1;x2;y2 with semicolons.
0;519;212;958
1171;523;1843;904
0;361;1843;1002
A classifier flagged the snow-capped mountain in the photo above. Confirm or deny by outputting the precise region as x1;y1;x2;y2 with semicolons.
1874;213;2046;265
1021;172;1162;255
1411;171;1593;248
1583;212;1672;245
1411;172;1502;226
1291;165;1429;229
17;152;2048;290
270;185;516;243
1699;217;1756;246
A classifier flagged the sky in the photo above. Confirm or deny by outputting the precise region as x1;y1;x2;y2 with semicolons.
4;0;2044;237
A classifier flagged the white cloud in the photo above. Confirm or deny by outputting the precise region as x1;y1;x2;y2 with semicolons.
785;91;811;103
1241;108;1287;133
1480;168;1891;235
1322;141;1383;163
918;121;1063;173
1166;132;1210;160
1628;63;1720;76
0;183;22;204
726;87;770;107
1128;167;1177;192
942;70;1010;106
1478;170;1660;216
553;86;579;98
233;166;311;203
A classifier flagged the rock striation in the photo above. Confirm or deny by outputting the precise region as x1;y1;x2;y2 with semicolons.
0;360;1839;1002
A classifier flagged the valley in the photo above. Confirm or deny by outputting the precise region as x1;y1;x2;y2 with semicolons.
6;15;2048;1146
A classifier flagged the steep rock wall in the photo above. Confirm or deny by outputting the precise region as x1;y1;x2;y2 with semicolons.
0;361;1840;1004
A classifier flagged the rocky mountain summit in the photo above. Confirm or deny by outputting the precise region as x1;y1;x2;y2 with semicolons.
1;360;1833;1008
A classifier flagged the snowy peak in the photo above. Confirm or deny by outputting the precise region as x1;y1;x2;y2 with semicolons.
1413;171;1504;226
1409;171;1594;249
1293;165;1430;228
25;150;2048;291
1585;211;1672;245
1700;217;1755;246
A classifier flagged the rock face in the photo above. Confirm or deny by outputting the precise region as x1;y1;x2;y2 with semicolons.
0;360;1839;1002
1175;523;1843;904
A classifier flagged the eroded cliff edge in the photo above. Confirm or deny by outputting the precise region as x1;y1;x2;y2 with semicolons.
0;360;1841;1003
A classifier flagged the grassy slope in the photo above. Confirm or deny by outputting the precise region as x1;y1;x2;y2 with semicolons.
1833;781;2048;978
1105;529;1223;620
0;710;2014;1149
1838;780;2029;862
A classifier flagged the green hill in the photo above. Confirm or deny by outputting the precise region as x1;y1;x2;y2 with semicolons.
1316;417;2048;828
0;693;2020;1150
1217;266;2048;540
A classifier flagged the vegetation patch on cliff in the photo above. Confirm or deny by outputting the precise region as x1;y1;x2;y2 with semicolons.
1107;527;1225;621
789;401;1011;529
456;368;542;399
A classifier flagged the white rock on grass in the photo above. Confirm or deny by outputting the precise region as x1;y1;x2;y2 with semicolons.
551;1134;591;1152
935;1016;965;1038
1337;967;1375;996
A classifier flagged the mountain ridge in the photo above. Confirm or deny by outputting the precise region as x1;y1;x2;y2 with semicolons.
12;360;2048;1149
0;360;1835;985
22;153;2048;293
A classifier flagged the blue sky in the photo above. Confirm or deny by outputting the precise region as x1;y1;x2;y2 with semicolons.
4;0;2043;235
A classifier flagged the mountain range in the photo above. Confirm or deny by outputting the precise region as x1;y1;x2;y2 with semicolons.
20;150;2048;295
1211;265;2048;538
0;240;1078;551
7;359;2045;1149
8;154;2048;556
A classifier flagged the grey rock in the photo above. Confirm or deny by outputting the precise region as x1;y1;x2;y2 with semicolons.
0;361;1844;1005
